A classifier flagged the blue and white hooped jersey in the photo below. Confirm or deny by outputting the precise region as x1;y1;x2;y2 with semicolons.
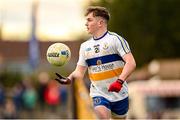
77;31;131;102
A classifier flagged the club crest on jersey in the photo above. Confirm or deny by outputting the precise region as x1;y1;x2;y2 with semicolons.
96;60;102;65
103;42;109;50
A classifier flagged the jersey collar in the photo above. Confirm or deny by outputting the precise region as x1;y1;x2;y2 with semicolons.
93;31;108;40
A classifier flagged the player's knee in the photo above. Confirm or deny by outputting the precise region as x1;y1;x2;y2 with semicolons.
94;106;111;119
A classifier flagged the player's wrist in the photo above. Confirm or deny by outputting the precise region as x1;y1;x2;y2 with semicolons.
117;79;124;84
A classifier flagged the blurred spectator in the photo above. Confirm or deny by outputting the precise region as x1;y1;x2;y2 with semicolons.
37;72;49;110
2;98;17;119
22;81;37;111
44;80;60;112
146;96;164;119
58;85;68;117
12;82;24;112
0;84;5;106
0;84;5;117
59;86;67;105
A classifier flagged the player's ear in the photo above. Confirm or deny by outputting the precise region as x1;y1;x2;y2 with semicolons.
98;19;104;27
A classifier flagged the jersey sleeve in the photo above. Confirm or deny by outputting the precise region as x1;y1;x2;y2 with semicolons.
77;44;88;66
115;35;131;57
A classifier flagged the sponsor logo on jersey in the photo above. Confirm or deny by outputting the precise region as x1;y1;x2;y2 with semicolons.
85;47;92;51
85;48;93;57
91;63;114;72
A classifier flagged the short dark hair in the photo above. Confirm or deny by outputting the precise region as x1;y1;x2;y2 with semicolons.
85;6;110;22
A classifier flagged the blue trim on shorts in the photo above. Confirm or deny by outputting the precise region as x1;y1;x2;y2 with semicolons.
93;96;129;115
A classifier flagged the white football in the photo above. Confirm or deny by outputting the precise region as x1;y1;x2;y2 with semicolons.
46;43;71;66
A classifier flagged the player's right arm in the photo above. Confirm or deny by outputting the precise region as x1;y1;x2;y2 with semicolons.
55;65;87;85
68;65;87;81
55;43;88;85
68;43;88;81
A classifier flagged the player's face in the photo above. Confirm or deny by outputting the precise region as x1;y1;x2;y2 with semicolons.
85;12;100;35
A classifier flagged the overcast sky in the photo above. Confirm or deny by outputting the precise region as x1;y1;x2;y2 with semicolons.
0;0;89;41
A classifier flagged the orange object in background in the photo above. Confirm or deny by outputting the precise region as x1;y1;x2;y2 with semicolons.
73;79;97;119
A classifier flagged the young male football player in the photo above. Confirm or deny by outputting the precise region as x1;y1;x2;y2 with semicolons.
55;6;136;119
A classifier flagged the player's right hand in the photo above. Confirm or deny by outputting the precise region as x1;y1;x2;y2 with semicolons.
55;73;71;85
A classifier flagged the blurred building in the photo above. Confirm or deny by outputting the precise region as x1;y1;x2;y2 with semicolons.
128;59;180;119
0;40;82;73
129;59;180;81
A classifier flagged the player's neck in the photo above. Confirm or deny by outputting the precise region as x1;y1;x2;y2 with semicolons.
93;27;108;39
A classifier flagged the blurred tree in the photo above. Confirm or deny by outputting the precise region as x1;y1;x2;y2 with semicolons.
91;0;180;67
0;71;22;87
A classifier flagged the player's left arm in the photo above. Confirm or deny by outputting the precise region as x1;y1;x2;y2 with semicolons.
108;37;136;92
108;52;136;92
118;52;136;81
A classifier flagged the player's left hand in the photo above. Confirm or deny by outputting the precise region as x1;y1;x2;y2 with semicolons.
55;73;71;85
108;79;124;92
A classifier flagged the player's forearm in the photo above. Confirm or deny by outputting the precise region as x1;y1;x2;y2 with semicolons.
68;70;84;80
118;59;136;81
